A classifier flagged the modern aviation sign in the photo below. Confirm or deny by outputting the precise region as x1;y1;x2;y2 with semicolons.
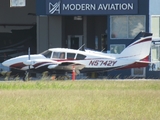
46;0;138;15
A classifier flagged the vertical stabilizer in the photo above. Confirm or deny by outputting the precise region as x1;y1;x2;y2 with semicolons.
119;32;152;60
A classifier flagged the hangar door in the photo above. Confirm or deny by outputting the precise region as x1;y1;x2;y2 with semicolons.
67;35;83;49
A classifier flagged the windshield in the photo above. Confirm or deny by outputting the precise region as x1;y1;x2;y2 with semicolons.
41;50;52;58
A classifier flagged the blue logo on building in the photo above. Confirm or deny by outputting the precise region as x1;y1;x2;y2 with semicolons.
49;1;60;14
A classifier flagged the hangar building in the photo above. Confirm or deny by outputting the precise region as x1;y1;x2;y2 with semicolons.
1;0;160;78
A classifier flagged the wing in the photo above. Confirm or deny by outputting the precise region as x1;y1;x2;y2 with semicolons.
49;62;85;71
22;59;60;70
26;59;85;71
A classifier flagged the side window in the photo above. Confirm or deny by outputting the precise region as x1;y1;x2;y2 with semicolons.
110;15;146;39
149;43;160;71
151;16;160;37
131;68;146;78
76;54;86;60
110;44;125;54
67;53;75;59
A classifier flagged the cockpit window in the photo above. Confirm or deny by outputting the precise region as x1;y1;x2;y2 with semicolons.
41;50;52;58
52;52;65;59
52;52;59;58
76;54;86;60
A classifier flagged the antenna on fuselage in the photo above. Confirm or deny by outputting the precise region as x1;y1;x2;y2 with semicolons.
78;44;85;50
101;48;106;52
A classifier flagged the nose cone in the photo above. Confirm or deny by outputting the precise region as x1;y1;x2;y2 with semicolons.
2;60;10;67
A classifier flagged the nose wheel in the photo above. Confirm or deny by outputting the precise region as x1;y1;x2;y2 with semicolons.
23;70;30;81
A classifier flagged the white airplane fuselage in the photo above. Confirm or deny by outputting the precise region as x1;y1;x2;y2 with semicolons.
2;48;146;73
2;34;152;75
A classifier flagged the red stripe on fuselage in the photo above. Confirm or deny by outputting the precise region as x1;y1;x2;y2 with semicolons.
140;56;149;62
33;62;50;68
120;62;149;69
120;56;150;69
10;62;26;69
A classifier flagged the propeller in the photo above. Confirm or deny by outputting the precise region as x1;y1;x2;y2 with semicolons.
27;47;31;80
23;47;31;81
28;47;31;68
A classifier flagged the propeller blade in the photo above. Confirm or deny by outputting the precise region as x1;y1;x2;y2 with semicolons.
27;47;31;81
28;47;30;60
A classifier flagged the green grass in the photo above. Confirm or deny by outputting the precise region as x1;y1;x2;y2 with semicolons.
0;80;160;120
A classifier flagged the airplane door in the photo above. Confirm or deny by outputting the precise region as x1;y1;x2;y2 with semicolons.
68;35;83;49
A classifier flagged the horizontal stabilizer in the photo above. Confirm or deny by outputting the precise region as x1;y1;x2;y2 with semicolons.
136;61;151;64
136;56;151;63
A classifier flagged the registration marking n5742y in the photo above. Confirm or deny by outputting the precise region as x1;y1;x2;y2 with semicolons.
89;60;117;66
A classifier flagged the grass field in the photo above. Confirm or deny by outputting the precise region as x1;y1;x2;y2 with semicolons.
0;80;160;120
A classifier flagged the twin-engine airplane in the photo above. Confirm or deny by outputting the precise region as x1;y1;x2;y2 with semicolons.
2;32;152;80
